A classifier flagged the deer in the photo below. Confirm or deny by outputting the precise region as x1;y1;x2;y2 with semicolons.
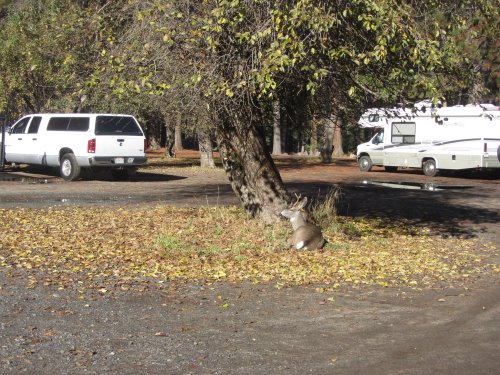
281;196;325;251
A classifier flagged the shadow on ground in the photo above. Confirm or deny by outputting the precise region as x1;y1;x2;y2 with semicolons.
0;165;188;183
287;181;500;241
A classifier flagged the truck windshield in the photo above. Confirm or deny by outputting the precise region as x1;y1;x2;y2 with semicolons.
95;116;143;136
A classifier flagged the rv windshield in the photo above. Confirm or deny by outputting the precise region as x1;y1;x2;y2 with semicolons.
95;116;143;136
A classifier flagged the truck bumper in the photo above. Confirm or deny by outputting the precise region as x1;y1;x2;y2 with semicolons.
88;156;147;167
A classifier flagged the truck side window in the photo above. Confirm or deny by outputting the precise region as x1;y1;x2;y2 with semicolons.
12;117;31;134
67;118;90;131
27;116;42;134
47;118;70;131
47;117;89;131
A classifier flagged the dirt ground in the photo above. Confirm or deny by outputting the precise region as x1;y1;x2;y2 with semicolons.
1;151;499;374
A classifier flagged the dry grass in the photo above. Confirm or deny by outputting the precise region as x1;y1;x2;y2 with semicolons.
1;205;498;294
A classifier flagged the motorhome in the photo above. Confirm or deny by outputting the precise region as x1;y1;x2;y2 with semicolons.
2;113;147;180
356;102;500;176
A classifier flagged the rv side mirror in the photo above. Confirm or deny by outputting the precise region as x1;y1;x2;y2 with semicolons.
372;136;379;145
368;114;380;122
5;126;12;135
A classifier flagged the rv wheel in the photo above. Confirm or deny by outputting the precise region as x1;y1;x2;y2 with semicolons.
60;153;81;181
422;159;437;177
359;156;373;172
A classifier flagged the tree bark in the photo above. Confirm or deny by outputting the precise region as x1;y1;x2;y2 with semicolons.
164;115;176;158
148;136;161;151
216;112;290;223
198;130;215;168
332;116;345;158
310;118;319;156
272;99;282;155
320;116;335;163
174;112;183;151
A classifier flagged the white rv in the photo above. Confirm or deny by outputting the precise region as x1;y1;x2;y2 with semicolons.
356;102;500;176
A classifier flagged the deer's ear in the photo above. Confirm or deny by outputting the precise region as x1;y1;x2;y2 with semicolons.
298;196;308;209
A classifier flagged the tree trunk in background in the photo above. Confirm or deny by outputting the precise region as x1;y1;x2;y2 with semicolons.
217;110;290;223
164;115;176;157
148;135;161;150
280;103;289;153
310;119;319;156
174;112;183;151
272;99;282;155
320;116;335;163
199;130;215;168
332;116;345;158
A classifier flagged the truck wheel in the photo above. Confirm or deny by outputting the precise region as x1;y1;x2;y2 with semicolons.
359;156;373;172
422;159;437;177
60;153;81;181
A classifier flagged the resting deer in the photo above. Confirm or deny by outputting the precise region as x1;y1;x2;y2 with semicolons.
281;197;325;251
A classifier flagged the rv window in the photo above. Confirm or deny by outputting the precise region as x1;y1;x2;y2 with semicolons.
95;116;143;136
391;122;415;144
368;114;380;122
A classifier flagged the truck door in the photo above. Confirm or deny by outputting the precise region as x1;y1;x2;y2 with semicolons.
25;116;43;164
5;116;31;163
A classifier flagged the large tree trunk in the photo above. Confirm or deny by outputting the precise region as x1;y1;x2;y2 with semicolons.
198;130;215;168
332;116;345;158
216;113;290;223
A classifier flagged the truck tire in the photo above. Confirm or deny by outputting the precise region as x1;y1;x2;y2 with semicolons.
60;153;81;181
358;156;373;172
422;159;437;177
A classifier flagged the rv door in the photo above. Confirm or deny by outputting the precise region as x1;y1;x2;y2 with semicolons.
369;130;386;165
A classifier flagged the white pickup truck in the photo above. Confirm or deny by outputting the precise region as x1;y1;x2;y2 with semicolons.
2;113;147;180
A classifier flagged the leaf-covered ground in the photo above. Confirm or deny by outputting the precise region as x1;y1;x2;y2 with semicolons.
1;206;498;294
